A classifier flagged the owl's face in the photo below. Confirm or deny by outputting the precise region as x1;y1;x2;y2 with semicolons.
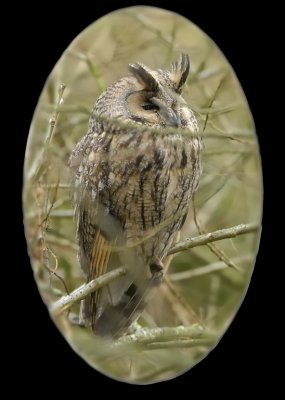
95;54;197;132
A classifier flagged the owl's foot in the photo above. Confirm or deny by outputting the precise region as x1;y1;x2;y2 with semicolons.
149;258;164;286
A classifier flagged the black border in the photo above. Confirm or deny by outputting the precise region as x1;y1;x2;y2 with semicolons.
12;1;271;394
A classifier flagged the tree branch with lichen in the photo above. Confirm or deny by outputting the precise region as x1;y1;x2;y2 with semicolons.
113;325;216;350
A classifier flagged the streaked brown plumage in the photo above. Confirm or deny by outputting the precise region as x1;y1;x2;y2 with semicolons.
69;54;203;338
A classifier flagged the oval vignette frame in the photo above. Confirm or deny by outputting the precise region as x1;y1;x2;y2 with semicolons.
23;6;263;384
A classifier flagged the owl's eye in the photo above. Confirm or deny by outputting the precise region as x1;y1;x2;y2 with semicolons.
142;103;159;111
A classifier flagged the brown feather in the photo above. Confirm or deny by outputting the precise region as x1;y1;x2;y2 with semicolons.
88;229;113;327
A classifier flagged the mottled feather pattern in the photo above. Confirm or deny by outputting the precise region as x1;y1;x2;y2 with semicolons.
69;54;203;338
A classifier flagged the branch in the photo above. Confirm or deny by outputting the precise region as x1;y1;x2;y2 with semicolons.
143;338;215;350
169;254;252;281
114;325;216;349
49;222;259;317
193;200;240;271
49;267;126;316
167;222;259;255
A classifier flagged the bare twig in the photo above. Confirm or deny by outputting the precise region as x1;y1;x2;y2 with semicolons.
46;235;78;252
49;222;259;317
45;83;66;146
49;210;74;218
38;183;71;189
169;254;252;281
193;201;240;271
31;84;70;295
163;278;205;327
167;222;259;255
202;75;226;132
88;112;254;141
49;267;126;316
142;338;215;350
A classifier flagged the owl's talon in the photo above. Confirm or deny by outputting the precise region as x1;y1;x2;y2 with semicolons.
149;259;164;286
149;259;163;274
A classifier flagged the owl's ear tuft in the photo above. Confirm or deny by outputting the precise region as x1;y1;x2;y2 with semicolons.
129;63;158;92
171;54;190;93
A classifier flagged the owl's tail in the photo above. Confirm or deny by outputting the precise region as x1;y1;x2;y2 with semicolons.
92;282;146;338
79;269;162;339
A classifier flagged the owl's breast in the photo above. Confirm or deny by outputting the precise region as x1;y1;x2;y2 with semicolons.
70;126;202;264
96;130;202;257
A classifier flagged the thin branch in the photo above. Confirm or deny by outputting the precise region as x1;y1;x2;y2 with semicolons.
45;83;66;146
143;338;215;350
50;267;126;316
202;75;226;132
42;246;69;294
114;325;215;347
38;183;71;189
89;111;254;141
34;178;69;295
49;222;259;316
193;201;240;271
118;325;203;344
46;235;78;252
169;254;252;281
163;278;205;327
167;222;259;255
50;210;74;218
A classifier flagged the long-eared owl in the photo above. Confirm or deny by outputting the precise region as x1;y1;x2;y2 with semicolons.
69;54;203;338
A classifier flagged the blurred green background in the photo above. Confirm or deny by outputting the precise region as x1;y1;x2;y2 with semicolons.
23;6;262;384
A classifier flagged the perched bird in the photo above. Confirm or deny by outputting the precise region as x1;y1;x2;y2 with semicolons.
69;54;203;338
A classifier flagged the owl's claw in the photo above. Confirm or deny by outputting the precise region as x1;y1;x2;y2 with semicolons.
149;258;164;285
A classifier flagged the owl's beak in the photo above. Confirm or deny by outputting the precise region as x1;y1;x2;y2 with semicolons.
164;109;180;127
152;98;181;127
168;113;180;128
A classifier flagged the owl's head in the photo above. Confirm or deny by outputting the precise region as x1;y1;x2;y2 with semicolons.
94;54;198;132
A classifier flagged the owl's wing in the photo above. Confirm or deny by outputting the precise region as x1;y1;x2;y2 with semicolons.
68;135;109;322
77;199;152;337
75;190;135;332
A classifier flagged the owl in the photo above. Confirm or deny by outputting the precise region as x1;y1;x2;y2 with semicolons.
69;54;203;338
